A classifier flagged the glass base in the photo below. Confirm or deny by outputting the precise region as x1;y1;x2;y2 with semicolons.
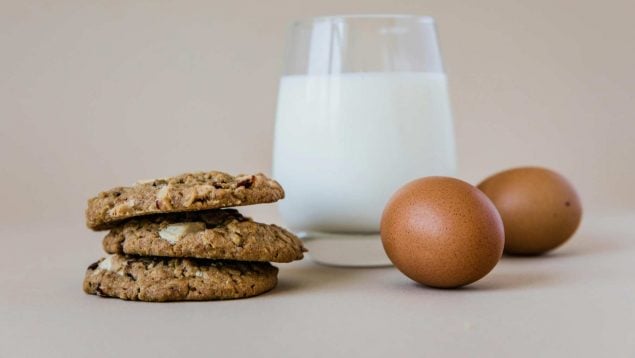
298;232;393;267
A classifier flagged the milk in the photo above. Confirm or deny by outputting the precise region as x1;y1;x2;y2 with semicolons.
273;72;456;234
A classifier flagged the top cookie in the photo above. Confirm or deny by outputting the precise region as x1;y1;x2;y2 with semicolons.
86;171;284;230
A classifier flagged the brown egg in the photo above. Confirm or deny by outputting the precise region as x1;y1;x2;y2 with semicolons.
477;167;582;255
380;177;504;288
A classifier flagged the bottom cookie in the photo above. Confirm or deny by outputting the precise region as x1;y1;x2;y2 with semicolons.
83;254;278;302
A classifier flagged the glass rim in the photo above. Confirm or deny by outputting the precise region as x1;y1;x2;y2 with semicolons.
291;14;435;27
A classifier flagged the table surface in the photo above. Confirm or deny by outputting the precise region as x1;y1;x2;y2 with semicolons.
1;213;634;358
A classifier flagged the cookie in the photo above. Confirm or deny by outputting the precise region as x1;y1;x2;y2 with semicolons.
86;171;284;230
83;254;278;302
102;209;305;262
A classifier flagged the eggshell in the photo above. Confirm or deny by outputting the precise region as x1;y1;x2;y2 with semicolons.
477;167;582;255
380;177;504;288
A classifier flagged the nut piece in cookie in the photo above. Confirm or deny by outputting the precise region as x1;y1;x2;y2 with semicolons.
158;222;206;244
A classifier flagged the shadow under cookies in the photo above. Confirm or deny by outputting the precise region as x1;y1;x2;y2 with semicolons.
270;261;390;296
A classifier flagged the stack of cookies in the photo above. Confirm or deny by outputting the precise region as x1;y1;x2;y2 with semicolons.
82;171;305;302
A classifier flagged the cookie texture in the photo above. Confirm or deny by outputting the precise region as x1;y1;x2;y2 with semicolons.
86;171;284;230
83;254;278;302
102;209;306;263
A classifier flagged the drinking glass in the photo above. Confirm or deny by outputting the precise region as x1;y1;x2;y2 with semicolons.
273;15;456;266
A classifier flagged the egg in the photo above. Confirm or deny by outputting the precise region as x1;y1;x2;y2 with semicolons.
477;167;582;255
380;177;504;288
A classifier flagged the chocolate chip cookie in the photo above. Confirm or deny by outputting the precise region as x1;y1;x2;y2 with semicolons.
86;171;284;230
102;209;306;263
83;254;278;302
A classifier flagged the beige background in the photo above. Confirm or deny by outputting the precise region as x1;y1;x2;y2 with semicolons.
1;1;634;357
2;0;635;227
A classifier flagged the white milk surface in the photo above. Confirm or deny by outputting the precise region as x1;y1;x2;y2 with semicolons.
273;72;456;233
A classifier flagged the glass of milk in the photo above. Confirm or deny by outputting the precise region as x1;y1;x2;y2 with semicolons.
273;15;456;266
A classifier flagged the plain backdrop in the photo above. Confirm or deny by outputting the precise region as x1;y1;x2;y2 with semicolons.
2;2;635;357
2;0;634;226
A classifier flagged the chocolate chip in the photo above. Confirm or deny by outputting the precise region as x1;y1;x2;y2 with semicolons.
237;176;254;189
